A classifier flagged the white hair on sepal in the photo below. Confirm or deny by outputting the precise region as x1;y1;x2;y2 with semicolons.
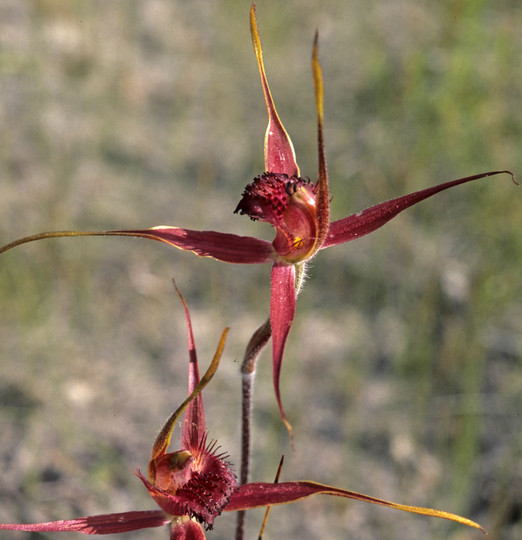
294;260;310;297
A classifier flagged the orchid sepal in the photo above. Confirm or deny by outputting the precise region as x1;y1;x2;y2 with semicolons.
225;480;485;533
270;262;296;439
322;170;518;248
250;4;299;177
0;510;170;534
311;30;330;256
0;228;275;265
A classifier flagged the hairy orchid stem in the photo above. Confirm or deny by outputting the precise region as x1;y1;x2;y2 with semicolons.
236;318;272;540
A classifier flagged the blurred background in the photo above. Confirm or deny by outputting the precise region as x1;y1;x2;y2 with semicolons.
0;0;520;538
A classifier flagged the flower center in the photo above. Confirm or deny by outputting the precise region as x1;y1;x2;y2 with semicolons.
146;442;237;529
235;172;318;262
153;450;195;493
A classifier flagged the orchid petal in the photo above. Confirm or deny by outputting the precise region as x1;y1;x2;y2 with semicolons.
170;518;206;540
225;481;485;532
322;170;517;248
250;4;299;177
311;31;330;254
0;228;275;265
0;510;169;534
270;262;296;438
173;280;200;395
151;327;229;461
171;280;207;450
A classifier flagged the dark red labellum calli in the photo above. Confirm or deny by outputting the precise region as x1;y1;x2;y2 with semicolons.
235;172;318;262
142;438;237;529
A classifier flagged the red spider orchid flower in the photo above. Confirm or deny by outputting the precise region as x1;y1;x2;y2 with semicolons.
0;283;234;539
0;285;486;537
0;4;516;434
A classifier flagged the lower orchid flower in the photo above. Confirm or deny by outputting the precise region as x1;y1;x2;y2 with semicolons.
0;284;486;538
0;4;516;434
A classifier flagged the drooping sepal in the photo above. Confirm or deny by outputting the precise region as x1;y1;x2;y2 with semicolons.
270;262;296;438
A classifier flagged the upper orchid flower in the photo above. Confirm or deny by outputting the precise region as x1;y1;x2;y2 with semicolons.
0;284;486;538
0;4;516;434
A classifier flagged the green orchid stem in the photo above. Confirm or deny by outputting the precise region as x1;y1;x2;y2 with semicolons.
237;318;272;540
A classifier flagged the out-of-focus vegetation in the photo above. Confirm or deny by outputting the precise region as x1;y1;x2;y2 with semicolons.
0;0;520;538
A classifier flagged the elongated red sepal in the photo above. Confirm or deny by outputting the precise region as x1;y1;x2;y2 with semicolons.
270;262;296;438
322;170;516;248
109;228;276;264
226;481;485;533
0;228;275;265
250;4;299;177
0;510;169;534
